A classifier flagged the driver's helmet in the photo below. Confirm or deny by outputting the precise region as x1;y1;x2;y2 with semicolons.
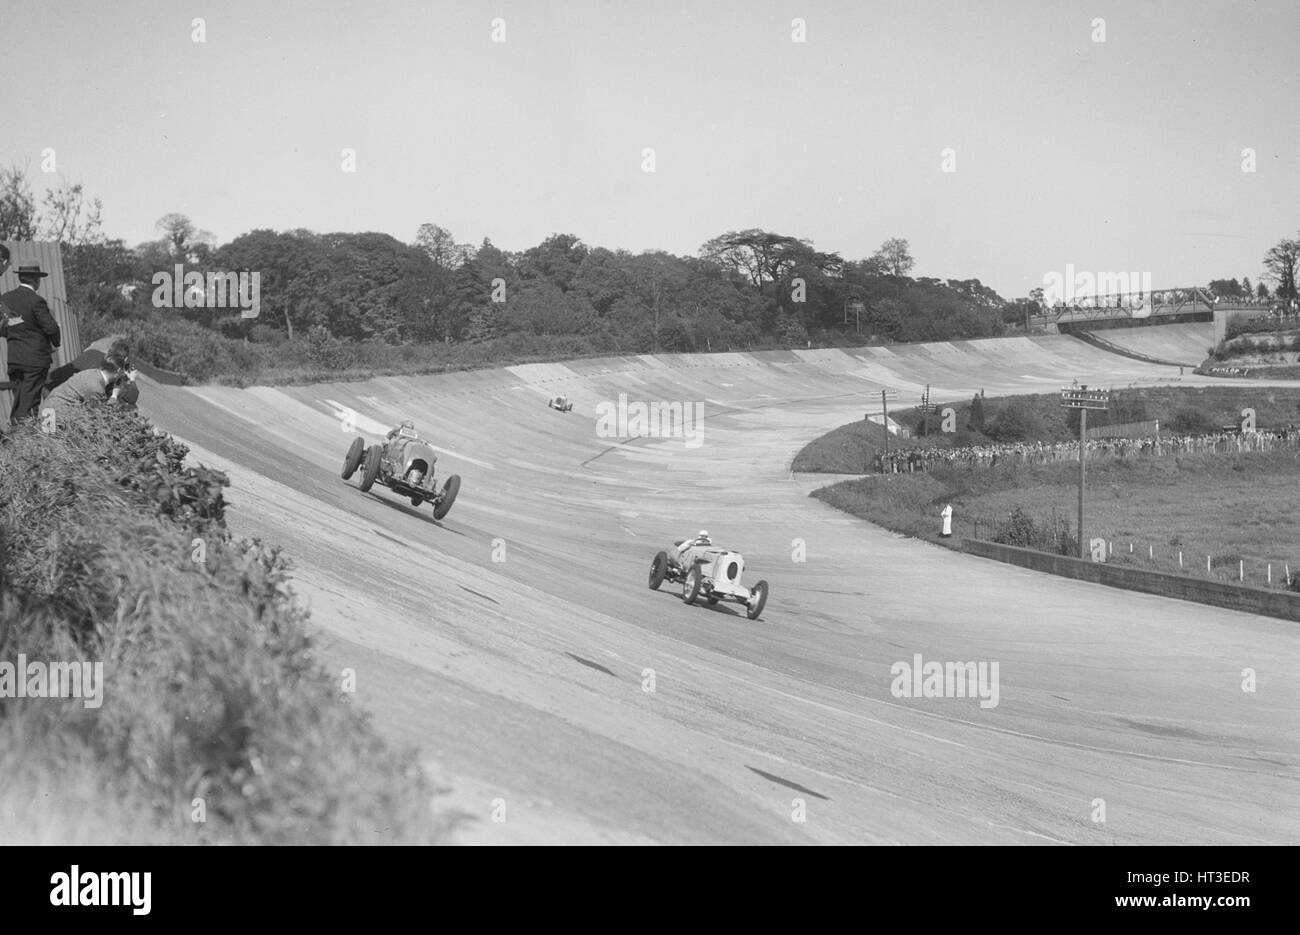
397;420;417;439
695;529;711;545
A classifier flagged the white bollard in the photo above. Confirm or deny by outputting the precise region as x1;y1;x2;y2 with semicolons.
1149;545;1153;559
1268;564;1272;584
1179;551;1183;568
1239;560;1244;582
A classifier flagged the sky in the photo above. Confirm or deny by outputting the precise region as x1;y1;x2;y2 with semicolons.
3;0;1297;298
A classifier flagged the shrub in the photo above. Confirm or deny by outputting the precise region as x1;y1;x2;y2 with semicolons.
0;406;443;843
992;506;1077;555
1166;406;1219;434
985;398;1045;442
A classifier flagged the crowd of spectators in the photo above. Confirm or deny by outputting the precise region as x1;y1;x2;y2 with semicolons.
872;428;1300;474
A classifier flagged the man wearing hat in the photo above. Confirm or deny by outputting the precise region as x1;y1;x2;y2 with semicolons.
1;261;62;422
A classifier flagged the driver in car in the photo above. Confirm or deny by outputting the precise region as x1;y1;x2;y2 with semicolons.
385;419;434;483
674;529;712;564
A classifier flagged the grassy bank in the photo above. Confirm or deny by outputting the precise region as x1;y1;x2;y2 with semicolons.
812;450;1300;588
793;386;1300;474
0;407;448;844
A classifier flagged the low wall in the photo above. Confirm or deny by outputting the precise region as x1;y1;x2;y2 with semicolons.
963;538;1300;622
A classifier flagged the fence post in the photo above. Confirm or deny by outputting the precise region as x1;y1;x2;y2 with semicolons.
1239;560;1244;582
1178;551;1183;568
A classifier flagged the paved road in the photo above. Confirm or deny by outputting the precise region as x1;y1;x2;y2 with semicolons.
138;338;1300;844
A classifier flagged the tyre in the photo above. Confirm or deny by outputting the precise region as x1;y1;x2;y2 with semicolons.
682;566;701;605
341;437;365;479
706;595;720;606
433;474;461;520
359;445;382;492
648;551;668;590
410;496;423;507
746;580;769;620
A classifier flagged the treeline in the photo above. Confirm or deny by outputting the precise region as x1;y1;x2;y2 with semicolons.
1;166;1027;378
70;222;1016;357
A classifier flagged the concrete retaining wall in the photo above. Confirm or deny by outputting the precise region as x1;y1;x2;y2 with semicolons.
963;538;1300;621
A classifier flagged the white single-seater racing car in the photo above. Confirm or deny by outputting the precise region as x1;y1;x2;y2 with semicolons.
548;395;574;412
648;535;769;620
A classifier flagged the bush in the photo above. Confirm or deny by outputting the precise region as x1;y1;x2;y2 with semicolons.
992;506;1077;555
0;406;444;843
985;398;1045;442
1166;406;1219;434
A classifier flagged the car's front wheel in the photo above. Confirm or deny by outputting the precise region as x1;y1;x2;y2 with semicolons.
359;445;382;492
682;566;702;605
649;551;668;589
433;474;461;520
341;436;365;480
746;580;769;620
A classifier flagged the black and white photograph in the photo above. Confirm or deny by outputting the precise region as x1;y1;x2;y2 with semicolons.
0;0;1294;898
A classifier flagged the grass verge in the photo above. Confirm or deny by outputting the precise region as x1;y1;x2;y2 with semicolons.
811;450;1300;589
0;406;450;844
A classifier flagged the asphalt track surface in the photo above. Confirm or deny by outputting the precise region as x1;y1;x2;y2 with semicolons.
1080;321;1216;368
139;335;1300;845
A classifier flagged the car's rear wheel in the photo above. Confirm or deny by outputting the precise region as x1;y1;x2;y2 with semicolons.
649;551;668;589
682;566;701;605
433;474;461;520
746;580;769;620
359;445;382;492
341;437;365;480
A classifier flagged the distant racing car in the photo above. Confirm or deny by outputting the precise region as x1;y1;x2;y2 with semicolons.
548;395;574;412
341;428;461;519
648;537;769;620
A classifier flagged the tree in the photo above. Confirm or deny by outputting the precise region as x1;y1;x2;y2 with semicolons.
1263;233;1299;301
155;213;214;263
699;229;840;296
414;223;472;270
40;180;104;245
0;164;37;240
517;233;588;291
870;237;915;277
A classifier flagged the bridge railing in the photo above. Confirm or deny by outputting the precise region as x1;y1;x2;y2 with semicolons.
1050;287;1214;324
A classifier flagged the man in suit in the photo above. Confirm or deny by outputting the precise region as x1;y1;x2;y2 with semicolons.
46;336;140;407
44;355;125;419
2;261;62;422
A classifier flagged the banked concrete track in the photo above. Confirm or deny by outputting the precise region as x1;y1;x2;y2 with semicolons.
138;335;1299;845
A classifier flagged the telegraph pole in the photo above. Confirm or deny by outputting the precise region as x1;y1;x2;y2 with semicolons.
874;387;898;471
1060;385;1109;558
